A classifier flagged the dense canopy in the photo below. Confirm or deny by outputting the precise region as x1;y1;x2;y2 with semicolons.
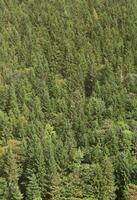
0;0;137;199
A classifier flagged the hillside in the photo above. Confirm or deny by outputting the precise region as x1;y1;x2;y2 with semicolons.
0;0;137;199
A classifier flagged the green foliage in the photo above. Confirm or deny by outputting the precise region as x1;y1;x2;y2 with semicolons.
4;148;23;200
0;0;137;199
81;156;116;200
26;173;42;200
0;178;7;200
114;152;132;200
73;148;84;170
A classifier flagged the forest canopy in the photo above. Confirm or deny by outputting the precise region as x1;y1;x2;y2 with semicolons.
0;0;137;199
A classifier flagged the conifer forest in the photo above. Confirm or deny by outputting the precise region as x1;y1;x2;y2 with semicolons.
0;0;137;199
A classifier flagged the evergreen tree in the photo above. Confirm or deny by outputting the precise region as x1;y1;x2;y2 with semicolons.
26;173;42;200
0;0;137;199
4;147;22;200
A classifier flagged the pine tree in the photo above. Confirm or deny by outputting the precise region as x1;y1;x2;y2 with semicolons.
0;177;7;200
4;147;22;200
26;173;42;200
